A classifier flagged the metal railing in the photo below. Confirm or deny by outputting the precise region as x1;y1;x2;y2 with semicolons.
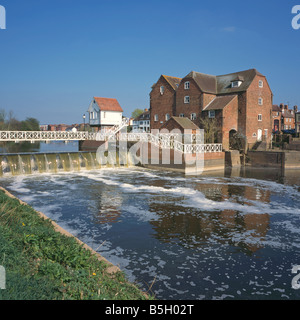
0;130;223;154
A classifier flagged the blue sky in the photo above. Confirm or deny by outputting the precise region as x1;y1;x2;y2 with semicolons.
0;0;299;124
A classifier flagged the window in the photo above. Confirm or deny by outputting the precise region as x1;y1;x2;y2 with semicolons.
184;81;190;90
231;81;240;88
184;96;190;104
179;113;185;117
208;110;215;118
258;114;262;121
154;114;158;121
190;113;196;120
259;80;263;88
258;98;263;106
165;113;170;121
160;86;165;95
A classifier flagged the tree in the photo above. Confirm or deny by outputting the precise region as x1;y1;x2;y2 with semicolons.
21;117;40;131
199;117;220;144
131;108;144;119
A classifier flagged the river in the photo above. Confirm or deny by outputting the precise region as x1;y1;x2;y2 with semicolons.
0;161;300;300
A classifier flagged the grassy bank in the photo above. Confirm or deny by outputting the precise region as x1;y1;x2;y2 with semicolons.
0;189;150;300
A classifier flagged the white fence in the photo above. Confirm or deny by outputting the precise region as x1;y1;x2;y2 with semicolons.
0;131;222;154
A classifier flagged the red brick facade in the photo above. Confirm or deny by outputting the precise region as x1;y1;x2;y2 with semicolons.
150;69;273;150
150;75;181;130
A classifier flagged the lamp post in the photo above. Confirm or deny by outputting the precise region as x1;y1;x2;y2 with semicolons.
83;114;86;131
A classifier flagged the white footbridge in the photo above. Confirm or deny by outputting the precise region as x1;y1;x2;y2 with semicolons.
0;119;222;154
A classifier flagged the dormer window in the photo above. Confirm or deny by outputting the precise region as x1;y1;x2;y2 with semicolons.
184;81;190;90
231;80;242;88
231;76;244;88
160;86;165;95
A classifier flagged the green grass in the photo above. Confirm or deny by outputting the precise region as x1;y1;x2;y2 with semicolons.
0;190;151;300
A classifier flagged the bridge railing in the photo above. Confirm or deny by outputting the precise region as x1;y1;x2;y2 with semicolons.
0;131;89;142
0;131;223;154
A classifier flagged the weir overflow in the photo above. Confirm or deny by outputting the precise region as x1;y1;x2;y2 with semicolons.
0;152;133;176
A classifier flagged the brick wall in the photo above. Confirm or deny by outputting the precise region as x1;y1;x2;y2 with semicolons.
222;96;239;150
244;75;273;147
150;76;176;130
175;78;203;126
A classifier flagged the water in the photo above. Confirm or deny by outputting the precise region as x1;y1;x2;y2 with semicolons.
0;141;79;154
1;166;300;300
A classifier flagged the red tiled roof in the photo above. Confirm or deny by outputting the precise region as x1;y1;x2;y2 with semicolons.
94;97;123;112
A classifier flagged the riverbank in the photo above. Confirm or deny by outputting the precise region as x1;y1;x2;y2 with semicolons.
0;187;150;300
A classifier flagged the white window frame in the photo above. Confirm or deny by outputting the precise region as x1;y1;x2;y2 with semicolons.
231;81;239;88
165;113;170;121
208;110;215;118
160;86;165;95
190;113;196;120
179;113;185;118
259;80;263;88
184;96;190;104
184;81;190;90
258;97;263;106
154;114;158;122
258;114;262;121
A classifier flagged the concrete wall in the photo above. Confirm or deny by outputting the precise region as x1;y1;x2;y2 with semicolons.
247;150;300;169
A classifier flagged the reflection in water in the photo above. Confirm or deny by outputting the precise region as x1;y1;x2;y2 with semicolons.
149;181;271;254
93;189;123;224
0;167;300;300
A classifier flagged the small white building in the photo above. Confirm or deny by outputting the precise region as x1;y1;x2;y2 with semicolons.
87;97;123;132
132;109;150;133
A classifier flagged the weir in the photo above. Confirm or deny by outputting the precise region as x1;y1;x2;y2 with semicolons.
0;151;134;176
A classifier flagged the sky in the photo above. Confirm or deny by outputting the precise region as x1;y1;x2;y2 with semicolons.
0;0;300;125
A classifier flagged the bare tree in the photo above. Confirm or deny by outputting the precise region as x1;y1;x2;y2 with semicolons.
199;117;220;144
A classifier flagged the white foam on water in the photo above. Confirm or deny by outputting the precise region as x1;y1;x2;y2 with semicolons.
76;169;300;217
8;175;31;193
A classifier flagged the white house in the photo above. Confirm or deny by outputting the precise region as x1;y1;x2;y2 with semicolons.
132;109;150;133
87;97;123;132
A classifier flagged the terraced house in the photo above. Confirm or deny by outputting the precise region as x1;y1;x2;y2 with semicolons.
150;69;273;150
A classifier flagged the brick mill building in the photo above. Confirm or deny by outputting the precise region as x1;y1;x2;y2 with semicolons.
150;69;273;150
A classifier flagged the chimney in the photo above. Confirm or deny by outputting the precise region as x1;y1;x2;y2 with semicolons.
294;105;298;113
144;108;148;112
284;105;288;110
280;103;284;110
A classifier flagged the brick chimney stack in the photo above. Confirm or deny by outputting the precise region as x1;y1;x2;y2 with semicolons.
294;105;298;113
